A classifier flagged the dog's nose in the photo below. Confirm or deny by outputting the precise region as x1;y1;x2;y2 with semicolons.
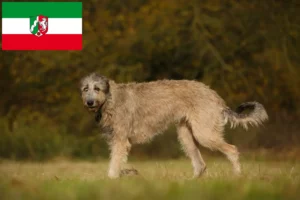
87;100;94;106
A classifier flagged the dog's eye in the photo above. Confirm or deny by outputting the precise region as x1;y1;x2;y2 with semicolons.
94;87;100;92
83;87;88;92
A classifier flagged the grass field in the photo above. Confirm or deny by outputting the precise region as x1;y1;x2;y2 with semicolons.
0;158;299;200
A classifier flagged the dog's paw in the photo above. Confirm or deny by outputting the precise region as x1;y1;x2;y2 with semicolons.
192;166;207;179
120;168;139;176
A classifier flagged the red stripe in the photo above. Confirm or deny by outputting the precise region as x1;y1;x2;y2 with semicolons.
2;34;82;50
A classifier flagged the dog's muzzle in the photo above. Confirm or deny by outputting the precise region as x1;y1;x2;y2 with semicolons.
85;100;99;111
86;100;94;107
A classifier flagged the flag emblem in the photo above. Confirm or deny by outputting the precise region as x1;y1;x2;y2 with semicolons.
2;2;82;50
30;15;48;37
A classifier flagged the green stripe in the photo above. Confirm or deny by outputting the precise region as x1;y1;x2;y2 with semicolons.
2;2;82;18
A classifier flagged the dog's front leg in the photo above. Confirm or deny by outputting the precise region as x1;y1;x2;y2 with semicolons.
108;138;129;179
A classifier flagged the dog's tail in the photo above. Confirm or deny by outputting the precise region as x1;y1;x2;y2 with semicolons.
223;101;268;130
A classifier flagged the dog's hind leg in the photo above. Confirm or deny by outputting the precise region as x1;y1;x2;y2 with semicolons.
217;142;241;175
177;123;206;178
189;119;241;175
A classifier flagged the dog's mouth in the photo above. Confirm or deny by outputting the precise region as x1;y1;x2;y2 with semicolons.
85;102;105;113
87;106;99;112
84;100;106;113
87;106;97;109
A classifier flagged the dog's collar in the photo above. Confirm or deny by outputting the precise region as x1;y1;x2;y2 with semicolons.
94;100;106;123
95;108;102;123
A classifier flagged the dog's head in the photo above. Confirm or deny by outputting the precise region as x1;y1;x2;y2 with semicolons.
80;73;110;113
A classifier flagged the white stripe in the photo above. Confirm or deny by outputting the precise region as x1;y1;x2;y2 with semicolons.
2;18;82;34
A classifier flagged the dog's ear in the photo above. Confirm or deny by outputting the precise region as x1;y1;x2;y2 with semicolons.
102;76;110;94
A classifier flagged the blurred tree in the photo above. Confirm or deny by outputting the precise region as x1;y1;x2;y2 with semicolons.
0;0;300;159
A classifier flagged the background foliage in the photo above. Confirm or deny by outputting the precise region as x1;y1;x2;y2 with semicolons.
1;0;300;160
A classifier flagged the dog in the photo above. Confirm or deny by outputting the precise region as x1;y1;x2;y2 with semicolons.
80;73;268;178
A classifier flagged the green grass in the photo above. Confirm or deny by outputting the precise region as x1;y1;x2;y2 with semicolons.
0;158;299;200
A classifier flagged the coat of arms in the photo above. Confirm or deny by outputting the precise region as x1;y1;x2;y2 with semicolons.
30;15;48;37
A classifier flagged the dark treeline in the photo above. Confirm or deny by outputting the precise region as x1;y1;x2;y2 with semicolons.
1;0;300;160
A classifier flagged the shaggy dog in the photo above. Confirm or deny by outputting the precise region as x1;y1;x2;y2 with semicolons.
80;73;268;179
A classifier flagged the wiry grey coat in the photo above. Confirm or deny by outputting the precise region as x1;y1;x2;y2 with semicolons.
80;73;268;178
